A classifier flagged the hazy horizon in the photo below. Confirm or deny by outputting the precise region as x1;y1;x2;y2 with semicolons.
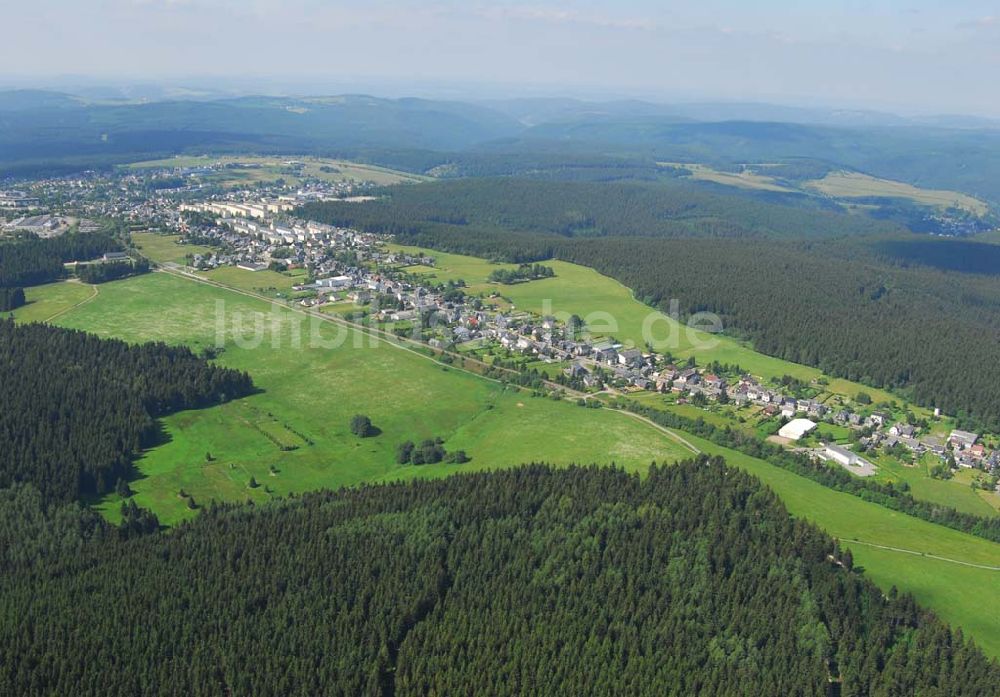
3;0;1000;118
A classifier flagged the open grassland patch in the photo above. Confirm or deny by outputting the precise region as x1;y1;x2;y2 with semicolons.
10;281;95;323
659;162;796;192
200;266;299;294
806;171;989;215
132;232;215;265
125;155;429;186
53;273;689;525
682;433;1000;658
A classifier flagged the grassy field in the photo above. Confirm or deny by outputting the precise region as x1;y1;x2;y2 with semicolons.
806;171;989;216
10;280;96;323
133;232;215;264
973;229;1000;245
389;244;517;293
200;266;299;294
125;155;429;187
50;272;691;525
873;455;999;518
658;162;796;193
656;161;990;217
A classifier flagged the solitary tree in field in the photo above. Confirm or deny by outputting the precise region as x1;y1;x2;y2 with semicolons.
350;414;375;438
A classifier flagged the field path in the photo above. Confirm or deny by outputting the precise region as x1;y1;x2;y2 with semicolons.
847;539;1000;571
158;265;701;458
44;281;99;323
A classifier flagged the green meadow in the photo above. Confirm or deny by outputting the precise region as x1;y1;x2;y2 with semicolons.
133;232;215;265
10;280;96;323
806;171;989;216
200;266;300;294
50;272;691;524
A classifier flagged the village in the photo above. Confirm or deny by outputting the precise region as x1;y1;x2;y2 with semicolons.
157;193;1000;488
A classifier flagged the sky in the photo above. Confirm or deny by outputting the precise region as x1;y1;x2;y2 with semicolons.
3;0;1000;116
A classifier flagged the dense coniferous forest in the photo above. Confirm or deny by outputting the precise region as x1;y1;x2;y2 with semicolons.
0;319;254;503
0;232;121;287
0;286;25;311
301;185;1000;429
0;459;996;696
299;178;903;241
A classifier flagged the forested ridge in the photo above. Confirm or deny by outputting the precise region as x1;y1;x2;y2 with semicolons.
0;459;996;696
0;319;254;503
301;185;1000;430
299;177;901;241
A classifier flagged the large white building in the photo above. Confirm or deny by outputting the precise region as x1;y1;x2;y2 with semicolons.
778;418;816;441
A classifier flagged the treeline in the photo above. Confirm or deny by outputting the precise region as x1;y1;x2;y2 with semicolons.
299;177;902;242
0;232;121;287
76;258;150;284
0;287;25;311
488;262;555;284
0;460;996;695
0;319;254;503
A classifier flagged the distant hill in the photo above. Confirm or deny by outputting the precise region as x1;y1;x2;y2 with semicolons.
3;90;1000;204
0;89;83;111
0;92;522;170
516;117;1000;204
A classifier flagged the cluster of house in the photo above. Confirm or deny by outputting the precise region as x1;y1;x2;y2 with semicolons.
858;421;997;470
944;429;999;470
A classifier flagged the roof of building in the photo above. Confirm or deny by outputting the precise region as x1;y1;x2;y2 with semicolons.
825;443;856;460
778;418;817;441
